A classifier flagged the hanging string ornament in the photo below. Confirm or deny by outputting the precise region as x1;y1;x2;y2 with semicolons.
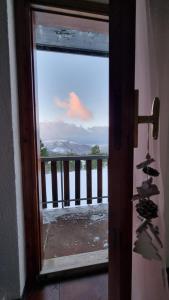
132;124;163;260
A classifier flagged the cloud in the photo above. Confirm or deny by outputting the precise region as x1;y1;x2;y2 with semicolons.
40;121;108;145
55;92;93;121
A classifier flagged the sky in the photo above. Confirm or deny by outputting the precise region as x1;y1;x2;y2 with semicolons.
36;50;108;127
36;50;109;144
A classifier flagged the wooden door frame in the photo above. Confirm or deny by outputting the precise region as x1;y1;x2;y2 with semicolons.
15;0;42;284
14;0;109;286
15;1;136;299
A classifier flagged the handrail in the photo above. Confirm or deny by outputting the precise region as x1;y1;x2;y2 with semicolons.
41;155;108;162
40;155;108;208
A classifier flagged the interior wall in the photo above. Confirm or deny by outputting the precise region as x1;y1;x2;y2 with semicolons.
132;1;169;299
138;0;169;268
0;0;26;298
148;0;169;268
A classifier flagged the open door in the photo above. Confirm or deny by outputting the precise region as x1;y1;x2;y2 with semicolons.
15;0;136;298
109;1;136;300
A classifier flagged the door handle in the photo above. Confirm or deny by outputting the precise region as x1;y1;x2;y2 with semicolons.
134;90;160;147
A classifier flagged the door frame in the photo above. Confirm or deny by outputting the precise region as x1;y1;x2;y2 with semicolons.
14;1;136;299
14;0;108;285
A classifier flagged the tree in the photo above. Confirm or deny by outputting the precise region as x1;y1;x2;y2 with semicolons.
89;144;108;169
40;140;48;157
90;145;101;155
89;145;101;169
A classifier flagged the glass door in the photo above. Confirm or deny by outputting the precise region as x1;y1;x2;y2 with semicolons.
33;8;109;275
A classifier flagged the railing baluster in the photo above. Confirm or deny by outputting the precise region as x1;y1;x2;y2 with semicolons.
41;155;108;209
51;161;58;207
41;161;47;209
97;159;102;203
60;161;64;208
63;161;70;206
75;160;80;205
86;160;92;204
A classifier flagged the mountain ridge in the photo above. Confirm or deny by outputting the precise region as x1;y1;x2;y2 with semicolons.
44;139;108;155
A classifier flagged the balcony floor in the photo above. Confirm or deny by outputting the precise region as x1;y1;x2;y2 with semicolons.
42;203;108;260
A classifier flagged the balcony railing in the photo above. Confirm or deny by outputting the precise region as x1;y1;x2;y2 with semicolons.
41;155;108;209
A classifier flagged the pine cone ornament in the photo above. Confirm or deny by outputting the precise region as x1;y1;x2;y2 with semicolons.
133;150;162;261
136;199;158;219
143;166;159;177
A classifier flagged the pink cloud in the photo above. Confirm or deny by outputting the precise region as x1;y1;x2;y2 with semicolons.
55;92;93;121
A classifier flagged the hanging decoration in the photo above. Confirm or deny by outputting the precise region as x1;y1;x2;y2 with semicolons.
132;125;163;260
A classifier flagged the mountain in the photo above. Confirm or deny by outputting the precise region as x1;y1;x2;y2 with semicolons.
40;121;108;145
44;140;91;155
44;140;108;156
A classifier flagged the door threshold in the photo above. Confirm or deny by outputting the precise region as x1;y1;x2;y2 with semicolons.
40;249;108;279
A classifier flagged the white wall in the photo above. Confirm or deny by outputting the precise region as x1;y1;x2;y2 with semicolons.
132;0;169;298
0;0;26;299
134;0;169;269
149;0;169;268
140;0;169;268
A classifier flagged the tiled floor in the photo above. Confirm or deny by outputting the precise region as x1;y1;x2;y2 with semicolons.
42;204;108;259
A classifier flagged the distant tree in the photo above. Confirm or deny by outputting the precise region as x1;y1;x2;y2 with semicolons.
40;140;48;157
89;145;101;169
90;145;101;155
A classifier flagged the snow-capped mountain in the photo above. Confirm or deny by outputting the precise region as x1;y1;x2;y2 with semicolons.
44;140;91;155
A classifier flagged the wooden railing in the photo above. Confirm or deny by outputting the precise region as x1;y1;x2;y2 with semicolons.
41;155;108;209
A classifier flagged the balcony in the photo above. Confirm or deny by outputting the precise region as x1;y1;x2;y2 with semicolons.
41;155;108;273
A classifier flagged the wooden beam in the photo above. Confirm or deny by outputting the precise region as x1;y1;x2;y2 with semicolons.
31;0;109;16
